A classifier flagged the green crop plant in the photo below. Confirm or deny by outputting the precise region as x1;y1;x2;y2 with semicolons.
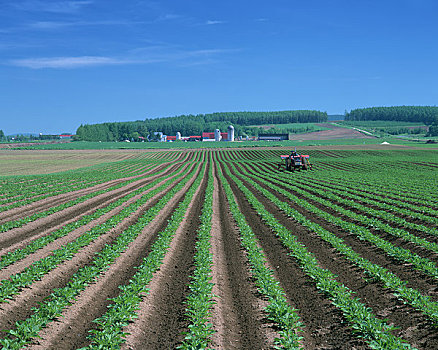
220;161;415;349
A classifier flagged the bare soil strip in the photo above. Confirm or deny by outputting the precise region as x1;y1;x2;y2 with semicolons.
209;164;274;349
231;163;438;349
0;164;196;339
120;165;207;350
28;163;204;350
221;162;370;349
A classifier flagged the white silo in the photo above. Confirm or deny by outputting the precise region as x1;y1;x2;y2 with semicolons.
214;129;222;141
176;132;181;140
227;125;234;141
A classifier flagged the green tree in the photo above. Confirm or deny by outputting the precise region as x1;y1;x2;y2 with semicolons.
0;129;5;141
427;123;438;137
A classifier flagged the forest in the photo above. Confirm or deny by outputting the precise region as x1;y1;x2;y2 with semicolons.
75;110;327;142
345;106;438;124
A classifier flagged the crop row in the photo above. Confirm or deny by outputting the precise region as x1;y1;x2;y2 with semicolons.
0;163;190;270
0;163;159;213
220;161;415;349
290;174;438;226
178;159;215;349
241;162;438;280
0;163;174;233
254;163;438;248
230;162;438;325
216;159;304;349
0;162;197;304
0;160;203;349
299;166;438;208
80;161;207;349
298;172;438;217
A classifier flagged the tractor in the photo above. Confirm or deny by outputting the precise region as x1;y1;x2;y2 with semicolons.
279;150;312;171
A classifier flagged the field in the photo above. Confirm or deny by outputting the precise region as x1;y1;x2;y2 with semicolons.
337;121;433;139
0;148;437;349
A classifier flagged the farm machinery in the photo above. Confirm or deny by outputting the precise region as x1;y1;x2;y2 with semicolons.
279;150;312;171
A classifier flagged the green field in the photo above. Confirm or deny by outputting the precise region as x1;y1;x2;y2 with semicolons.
249;122;329;132
337;120;431;138
0;148;437;348
6;136;436;150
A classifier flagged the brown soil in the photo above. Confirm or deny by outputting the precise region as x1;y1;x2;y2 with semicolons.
221;162;369;349
120;164;207;350
0;162;191;280
1;149;436;349
230;162;438;349
28;162;203;350
242;162;438;300
209;164;275;349
0;163;167;223
0;163;197;339
288;123;375;140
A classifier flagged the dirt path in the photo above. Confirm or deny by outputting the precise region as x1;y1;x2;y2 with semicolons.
287;123;376;140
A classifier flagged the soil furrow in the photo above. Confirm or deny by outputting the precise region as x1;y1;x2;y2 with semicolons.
210;164;274;349
27;163;203;350
0;163;167;223
221;162;369;349
243;163;438;300
0;165;195;338
0;162;192;280
230;163;438;349
120;164;207;350
295;179;438;232
0;163;183;251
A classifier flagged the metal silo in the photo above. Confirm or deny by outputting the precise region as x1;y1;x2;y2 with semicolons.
227;125;234;141
176;132;181;140
214;129;222;141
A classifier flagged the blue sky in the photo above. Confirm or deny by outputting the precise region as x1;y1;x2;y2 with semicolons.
1;0;437;134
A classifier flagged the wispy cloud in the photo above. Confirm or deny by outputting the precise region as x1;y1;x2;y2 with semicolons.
13;0;93;13
156;14;182;21
9;47;239;69
205;20;225;25
29;20;142;29
10;56;130;69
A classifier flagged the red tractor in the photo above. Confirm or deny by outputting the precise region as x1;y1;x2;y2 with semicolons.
279;150;312;171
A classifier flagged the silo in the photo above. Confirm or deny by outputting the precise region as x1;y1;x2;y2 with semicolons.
176;132;181;140
214;129;222;141
227;125;234;141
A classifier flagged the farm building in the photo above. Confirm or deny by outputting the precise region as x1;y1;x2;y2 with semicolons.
202;132;229;141
258;133;291;141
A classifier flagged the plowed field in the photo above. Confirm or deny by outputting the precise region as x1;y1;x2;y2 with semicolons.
0;149;437;349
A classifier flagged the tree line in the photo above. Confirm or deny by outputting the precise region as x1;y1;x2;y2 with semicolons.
345;106;438;124
75;110;327;141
